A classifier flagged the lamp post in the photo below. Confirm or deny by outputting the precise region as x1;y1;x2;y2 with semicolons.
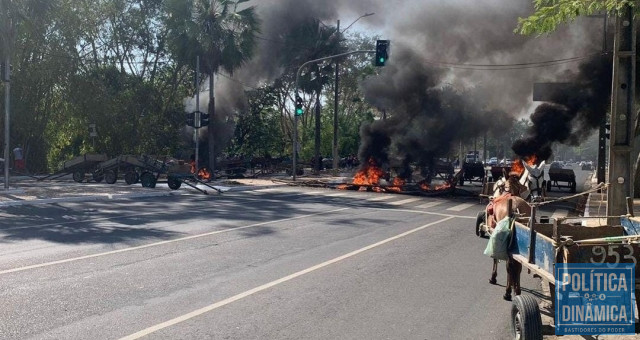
332;13;374;174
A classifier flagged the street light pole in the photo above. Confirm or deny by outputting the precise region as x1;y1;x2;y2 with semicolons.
332;13;374;174
3;54;10;190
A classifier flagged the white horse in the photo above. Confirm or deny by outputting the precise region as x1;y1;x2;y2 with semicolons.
522;160;546;202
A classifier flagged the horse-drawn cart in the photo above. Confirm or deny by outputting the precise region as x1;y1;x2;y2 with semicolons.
478;191;640;339
547;168;576;193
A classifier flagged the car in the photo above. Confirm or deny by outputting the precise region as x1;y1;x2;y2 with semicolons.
550;161;562;169
488;157;498;166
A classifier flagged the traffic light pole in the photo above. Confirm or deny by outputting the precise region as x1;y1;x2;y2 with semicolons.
607;7;636;222
292;49;375;181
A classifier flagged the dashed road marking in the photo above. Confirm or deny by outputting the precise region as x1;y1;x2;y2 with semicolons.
416;201;444;209
389;198;422;206
446;203;474;212
367;195;394;201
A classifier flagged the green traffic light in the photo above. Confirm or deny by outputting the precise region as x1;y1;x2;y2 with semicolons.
379;57;385;63
296;108;303;115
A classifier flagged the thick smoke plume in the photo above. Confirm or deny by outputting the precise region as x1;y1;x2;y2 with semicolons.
358;43;514;177
512;55;612;160
202;0;604;168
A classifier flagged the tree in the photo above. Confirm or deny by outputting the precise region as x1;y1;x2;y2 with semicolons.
516;0;634;35
164;0;260;173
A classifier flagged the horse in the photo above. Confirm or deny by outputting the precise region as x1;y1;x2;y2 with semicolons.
488;195;531;300
483;168;533;300
522;160;546;202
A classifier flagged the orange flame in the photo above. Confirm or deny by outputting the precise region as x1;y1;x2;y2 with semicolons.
387;177;406;193
434;182;451;190
198;167;212;180
512;155;538;176
418;180;430;191
352;158;385;186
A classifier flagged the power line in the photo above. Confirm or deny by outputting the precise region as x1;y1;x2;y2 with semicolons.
423;52;606;70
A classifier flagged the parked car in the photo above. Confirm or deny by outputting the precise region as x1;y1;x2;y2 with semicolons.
488;157;498;166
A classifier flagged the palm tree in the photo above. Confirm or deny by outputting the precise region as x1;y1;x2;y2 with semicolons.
164;0;260;174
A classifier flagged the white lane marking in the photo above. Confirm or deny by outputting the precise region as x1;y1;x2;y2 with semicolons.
118;216;454;340
447;203;474;212
416;201;444;209
304;191;322;195
367;195;394;201
325;192;347;197
389;198;422;206
551;209;569;219
0;208;350;276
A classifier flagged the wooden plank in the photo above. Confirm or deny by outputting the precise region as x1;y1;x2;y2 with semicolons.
512;254;555;283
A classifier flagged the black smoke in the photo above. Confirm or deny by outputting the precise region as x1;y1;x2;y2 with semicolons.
358;44;515;177
512;54;612;160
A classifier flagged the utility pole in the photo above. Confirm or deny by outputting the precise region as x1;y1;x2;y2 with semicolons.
597;15;608;184
332;19;340;174
607;6;636;221
3;54;10;189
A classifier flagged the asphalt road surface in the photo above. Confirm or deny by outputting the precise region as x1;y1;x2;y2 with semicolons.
1;185;555;340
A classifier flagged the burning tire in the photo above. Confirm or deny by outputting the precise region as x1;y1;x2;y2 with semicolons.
197;167;212;182
105;170;118;184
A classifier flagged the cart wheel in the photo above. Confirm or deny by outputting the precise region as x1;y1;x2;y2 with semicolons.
124;171;138;185
511;295;542;340
167;176;181;190
475;210;486;237
92;172;104;183
105;170;117;184
73;171;85;183
570;181;576;193
546;181;552;192
197;167;212;182
140;172;156;188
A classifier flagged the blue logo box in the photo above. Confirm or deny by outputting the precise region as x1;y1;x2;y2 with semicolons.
555;263;635;335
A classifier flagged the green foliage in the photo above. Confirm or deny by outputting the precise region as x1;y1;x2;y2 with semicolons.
516;0;636;35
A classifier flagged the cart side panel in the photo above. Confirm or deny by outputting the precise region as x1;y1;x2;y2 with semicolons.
513;223;556;275
564;244;640;280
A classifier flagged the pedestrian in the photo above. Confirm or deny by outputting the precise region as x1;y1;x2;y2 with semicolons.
13;146;24;171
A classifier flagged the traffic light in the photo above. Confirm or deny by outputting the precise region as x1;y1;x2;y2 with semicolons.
375;40;390;67
185;112;195;127
605;123;611;139
295;95;304;116
200;112;210;127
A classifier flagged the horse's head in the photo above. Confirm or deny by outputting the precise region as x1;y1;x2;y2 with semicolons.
522;160;546;199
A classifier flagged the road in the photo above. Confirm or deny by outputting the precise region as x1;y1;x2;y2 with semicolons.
1;180;589;340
